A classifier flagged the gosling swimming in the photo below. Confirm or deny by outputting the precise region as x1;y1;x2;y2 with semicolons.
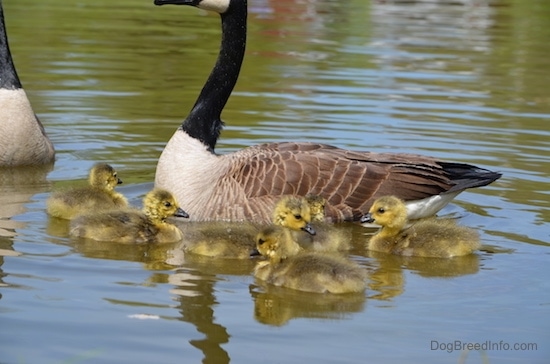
361;195;480;258
70;188;188;243
176;195;317;259
273;195;351;252
252;226;367;294
47;163;127;219
178;221;261;259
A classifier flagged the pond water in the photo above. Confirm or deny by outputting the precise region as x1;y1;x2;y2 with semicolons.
1;0;549;363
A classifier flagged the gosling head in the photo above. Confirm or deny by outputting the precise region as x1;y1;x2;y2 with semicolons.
89;163;122;191
154;0;232;14
142;188;189;221
252;225;302;262
272;196;316;235
361;195;408;231
253;226;283;260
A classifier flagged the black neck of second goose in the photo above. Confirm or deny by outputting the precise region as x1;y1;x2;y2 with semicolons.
0;3;22;90
182;1;247;152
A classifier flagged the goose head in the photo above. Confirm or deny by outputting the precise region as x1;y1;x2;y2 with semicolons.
88;163;122;191
361;195;408;231
142;188;189;222
272;196;316;235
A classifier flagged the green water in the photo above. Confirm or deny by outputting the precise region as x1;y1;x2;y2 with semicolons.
1;0;549;363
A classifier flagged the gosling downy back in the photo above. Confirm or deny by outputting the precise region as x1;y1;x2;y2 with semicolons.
153;0;501;223
362;195;481;258
0;3;54;166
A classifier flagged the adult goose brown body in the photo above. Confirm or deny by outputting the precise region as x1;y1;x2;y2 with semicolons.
153;0;501;223
0;2;54;166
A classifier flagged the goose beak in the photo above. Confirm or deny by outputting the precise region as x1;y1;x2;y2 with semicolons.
154;0;198;5
360;213;374;224
302;223;316;236
117;178;123;185
250;248;261;257
174;207;190;218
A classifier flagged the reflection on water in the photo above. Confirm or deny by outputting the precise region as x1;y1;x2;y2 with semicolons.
1;0;549;362
250;283;366;326
0;165;53;237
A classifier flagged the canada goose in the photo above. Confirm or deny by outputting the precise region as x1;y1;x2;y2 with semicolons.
153;0;501;224
0;3;54;166
252;226;367;294
361;195;480;258
47;163;128;220
273;195;351;252
70;188;189;243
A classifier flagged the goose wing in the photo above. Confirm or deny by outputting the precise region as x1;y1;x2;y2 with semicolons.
230;142;479;222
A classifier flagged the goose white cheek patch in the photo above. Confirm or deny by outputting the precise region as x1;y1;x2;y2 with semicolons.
197;0;230;14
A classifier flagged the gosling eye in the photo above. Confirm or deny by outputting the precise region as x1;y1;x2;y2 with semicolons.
294;214;302;220
258;238;266;245
164;201;172;207
113;173;117;178
377;207;385;214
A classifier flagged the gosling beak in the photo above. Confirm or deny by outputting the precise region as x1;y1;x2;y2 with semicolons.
360;213;374;224
250;248;261;257
117;178;123;185
154;0;198;6
302;223;316;236
173;207;190;219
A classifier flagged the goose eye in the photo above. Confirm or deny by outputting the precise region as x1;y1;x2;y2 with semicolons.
258;238;266;245
377;208;385;214
294;214;302;220
113;173;117;178
164;202;172;207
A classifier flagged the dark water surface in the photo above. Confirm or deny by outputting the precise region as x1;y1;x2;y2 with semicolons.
1;0;549;363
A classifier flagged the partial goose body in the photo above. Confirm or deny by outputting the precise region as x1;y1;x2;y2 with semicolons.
0;3;54;166
362;195;480;258
253;226;367;294
70;188;189;243
273;195;351;252
153;0;501;224
47;163;128;220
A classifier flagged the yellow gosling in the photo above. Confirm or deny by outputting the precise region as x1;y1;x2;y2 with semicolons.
362;195;480;258
178;221;259;259
253;226;366;294
273;195;351;251
69;188;188;243
47;163;127;219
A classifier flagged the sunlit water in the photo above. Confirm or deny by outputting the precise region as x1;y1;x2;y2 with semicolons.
1;0;549;363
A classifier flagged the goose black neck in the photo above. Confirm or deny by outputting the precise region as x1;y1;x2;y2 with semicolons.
182;1;247;152
0;3;22;90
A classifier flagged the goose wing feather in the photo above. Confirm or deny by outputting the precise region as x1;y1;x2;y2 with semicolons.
228;142;453;222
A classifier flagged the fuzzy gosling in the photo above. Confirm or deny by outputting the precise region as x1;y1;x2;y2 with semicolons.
70;188;188;243
252;226;366;294
47;163;127;219
273;195;351;251
361;195;480;258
